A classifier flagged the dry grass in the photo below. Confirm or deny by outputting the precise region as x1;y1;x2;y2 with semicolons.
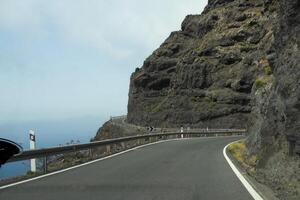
228;140;257;173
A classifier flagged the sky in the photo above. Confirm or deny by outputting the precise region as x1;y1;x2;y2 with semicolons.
0;0;208;124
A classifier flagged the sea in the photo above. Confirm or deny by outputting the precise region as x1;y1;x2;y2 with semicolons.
0;116;106;180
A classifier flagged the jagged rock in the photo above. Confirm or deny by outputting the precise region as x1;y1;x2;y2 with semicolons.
231;30;250;42
235;13;247;22
90;0;300;196
181;14;216;37
219;52;242;65
219;38;235;47
126;1;300;198
128;0;276;129
205;0;235;10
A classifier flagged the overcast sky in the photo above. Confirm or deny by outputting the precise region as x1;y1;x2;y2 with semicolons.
0;0;208;124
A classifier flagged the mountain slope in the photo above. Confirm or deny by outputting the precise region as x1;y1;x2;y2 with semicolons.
128;0;277;129
125;0;300;199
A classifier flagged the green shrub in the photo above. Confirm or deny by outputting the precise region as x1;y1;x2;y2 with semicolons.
228;141;258;172
228;141;246;164
191;96;198;102
264;66;272;75
204;96;211;103
254;78;267;88
203;96;217;108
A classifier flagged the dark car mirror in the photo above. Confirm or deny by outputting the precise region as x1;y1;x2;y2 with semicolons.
0;138;23;167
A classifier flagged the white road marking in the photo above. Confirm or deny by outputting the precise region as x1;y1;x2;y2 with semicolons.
1;135;241;191
223;141;264;200
0;138;186;190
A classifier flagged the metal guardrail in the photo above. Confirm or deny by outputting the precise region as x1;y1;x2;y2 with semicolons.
110;115;127;121
7;129;246;163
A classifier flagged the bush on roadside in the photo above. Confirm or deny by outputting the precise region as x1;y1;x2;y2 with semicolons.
228;140;258;174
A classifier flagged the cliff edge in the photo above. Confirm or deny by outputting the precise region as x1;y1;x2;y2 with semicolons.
128;0;276;129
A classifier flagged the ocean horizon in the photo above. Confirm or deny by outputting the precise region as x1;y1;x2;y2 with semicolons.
0;116;106;180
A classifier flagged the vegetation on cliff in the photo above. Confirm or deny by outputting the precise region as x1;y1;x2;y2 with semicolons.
128;0;276;129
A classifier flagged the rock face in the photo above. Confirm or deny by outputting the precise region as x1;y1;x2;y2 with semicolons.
126;0;300;198
93;117;146;141
246;0;300;157
128;0;276;128
246;1;300;199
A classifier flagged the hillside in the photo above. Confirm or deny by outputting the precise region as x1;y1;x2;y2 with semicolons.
128;0;277;128
96;0;300;199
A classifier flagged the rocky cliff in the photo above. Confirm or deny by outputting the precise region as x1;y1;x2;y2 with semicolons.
126;0;300;199
128;0;277;129
245;1;300;199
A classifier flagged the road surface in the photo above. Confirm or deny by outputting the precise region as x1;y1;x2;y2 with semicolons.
0;136;253;200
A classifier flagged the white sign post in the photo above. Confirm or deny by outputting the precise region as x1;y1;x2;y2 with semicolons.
181;126;184;138
29;130;36;173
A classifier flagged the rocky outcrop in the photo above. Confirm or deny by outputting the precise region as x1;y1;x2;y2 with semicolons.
273;0;300;157
128;0;276;129
247;0;300;155
94;0;299;199
93;117;146;141
125;0;300;199
246;1;300;199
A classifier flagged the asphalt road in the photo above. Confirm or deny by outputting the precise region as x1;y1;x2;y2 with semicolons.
0;137;253;200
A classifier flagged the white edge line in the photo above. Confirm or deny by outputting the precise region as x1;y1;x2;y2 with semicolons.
223;140;264;200
0;138;185;190
1;135;242;190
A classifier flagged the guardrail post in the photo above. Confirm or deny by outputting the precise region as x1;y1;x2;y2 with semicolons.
43;156;47;174
106;145;111;154
181;127;184;138
29;130;37;173
121;142;125;149
88;148;93;159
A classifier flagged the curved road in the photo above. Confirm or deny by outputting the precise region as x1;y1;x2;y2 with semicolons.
0;137;253;200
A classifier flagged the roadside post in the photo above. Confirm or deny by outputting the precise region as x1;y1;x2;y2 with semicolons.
181;126;184;138
29;130;37;172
